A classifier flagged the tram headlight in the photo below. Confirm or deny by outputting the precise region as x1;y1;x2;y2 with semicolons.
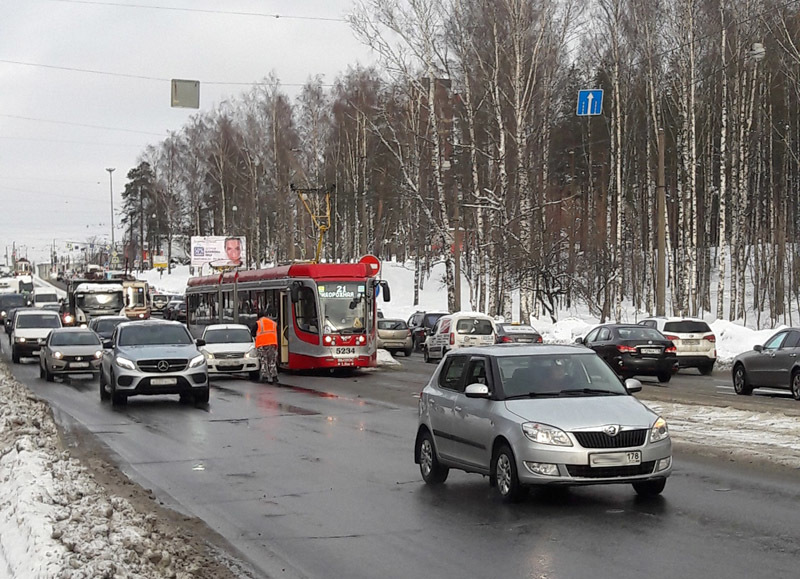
356;335;365;345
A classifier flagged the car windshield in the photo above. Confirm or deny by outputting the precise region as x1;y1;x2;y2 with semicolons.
118;324;193;346
663;320;711;333
35;293;58;303
76;292;124;311
94;318;125;333
50;332;101;346
498;354;627;398
616;327;665;340
204;328;252;344
378;320;407;331
152;295;169;305
0;295;27;308
423;313;445;328
16;314;61;329
456;318;494;335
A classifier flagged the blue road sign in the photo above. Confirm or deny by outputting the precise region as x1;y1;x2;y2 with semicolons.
577;89;603;116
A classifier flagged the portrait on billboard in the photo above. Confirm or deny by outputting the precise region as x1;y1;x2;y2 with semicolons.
190;236;246;267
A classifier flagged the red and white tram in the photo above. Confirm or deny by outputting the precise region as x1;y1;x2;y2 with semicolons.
185;263;390;370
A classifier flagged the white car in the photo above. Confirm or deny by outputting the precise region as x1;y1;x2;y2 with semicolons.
424;312;496;363
638;317;716;375
11;309;63;363
199;324;260;380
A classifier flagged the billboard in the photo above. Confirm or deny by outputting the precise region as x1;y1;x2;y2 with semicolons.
190;236;246;267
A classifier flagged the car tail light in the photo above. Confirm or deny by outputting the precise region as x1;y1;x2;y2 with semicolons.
666;345;677;353
617;345;636;353
450;333;455;345
499;336;513;343
536;336;543;343
704;335;716;343
406;329;412;337
664;334;679;341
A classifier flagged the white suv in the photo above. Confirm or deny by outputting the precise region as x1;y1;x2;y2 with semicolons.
638;317;716;375
11;309;63;363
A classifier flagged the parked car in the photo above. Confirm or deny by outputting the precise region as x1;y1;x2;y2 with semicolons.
414;344;672;501
88;315;130;347
39;327;103;382
638;317;716;375
731;328;800;399
495;322;543;344
99;320;209;406
407;311;449;351
423;312;496;363
10;309;63;363
576;324;678;383
377;319;413;356
199;324;260;379
0;293;30;327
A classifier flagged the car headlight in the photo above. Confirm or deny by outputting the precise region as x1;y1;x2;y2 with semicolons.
64;315;74;324
0;310;5;317
202;349;214;360
94;351;103;359
245;348;257;359
650;416;669;443
17;337;26;343
115;356;136;370
54;351;63;359
522;422;573;447
189;354;205;368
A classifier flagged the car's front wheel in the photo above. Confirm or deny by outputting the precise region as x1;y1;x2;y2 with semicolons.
423;348;431;363
657;372;672;383
417;430;448;485
99;370;110;401
11;346;19;364
733;364;753;395
404;347;413;357
248;370;260;381
493;444;525;502
632;478;666;497
791;370;800;401
194;387;210;405
110;372;127;406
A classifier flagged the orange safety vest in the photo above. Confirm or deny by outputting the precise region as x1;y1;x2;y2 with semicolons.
255;317;278;348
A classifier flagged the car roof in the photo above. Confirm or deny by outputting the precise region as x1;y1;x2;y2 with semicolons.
204;324;250;331
452;344;591;357
118;319;184;329
641;316;708;323
16;308;59;316
91;316;129;323
50;327;95;333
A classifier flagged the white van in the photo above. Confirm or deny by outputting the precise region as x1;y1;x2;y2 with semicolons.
33;290;60;307
423;312;496;363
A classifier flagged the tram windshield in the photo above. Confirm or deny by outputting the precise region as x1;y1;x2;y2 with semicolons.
318;282;369;334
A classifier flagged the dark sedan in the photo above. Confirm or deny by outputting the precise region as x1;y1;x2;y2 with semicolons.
0;293;30;327
576;324;678;383
88;315;130;346
495;323;543;344
732;328;800;399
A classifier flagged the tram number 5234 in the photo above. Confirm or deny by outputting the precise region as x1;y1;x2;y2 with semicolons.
335;347;356;357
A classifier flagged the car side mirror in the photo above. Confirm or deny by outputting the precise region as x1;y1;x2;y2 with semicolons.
574;337;584;345
290;281;301;303
380;280;391;302
624;378;643;393
195;338;206;347
102;339;112;349
754;344;763;352
465;383;490;398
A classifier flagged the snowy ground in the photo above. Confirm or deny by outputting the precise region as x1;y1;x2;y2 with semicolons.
2;261;798;576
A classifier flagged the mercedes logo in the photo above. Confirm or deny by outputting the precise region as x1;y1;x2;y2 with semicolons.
157;360;170;372
603;425;620;437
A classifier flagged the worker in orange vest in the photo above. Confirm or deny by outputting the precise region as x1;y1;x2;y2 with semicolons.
255;307;279;383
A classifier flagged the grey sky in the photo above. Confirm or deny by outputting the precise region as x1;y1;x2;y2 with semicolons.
0;0;372;263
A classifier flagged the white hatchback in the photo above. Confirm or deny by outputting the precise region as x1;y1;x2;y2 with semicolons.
199;324;260;380
638;317;716;375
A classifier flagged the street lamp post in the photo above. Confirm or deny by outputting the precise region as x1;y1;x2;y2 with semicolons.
105;168;115;262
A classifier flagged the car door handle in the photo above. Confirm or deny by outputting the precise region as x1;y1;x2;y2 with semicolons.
428;399;436;406
454;406;463;413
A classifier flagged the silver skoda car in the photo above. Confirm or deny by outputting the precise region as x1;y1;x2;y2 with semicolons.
100;320;209;406
415;344;672;502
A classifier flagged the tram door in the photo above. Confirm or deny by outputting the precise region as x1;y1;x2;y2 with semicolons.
280;291;290;366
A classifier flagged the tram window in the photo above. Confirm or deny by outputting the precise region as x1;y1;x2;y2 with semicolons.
239;291;257;327
294;286;319;334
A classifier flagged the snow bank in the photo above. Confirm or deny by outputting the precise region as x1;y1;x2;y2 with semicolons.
376;349;402;367
0;363;239;579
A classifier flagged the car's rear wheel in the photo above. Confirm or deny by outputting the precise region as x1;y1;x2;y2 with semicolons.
699;363;715;376
657;372;672;383
733;364;753;395
423;348;432;363
99;371;110;401
404;347;412;357
493;444;525;503
194;388;210;405
791;370;800;401
417;430;448;485
632;478;666;497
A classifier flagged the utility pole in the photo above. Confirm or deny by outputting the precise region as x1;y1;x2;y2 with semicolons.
656;128;666;316
106;168;115;252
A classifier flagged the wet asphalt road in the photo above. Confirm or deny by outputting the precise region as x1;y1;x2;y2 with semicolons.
2;341;800;579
